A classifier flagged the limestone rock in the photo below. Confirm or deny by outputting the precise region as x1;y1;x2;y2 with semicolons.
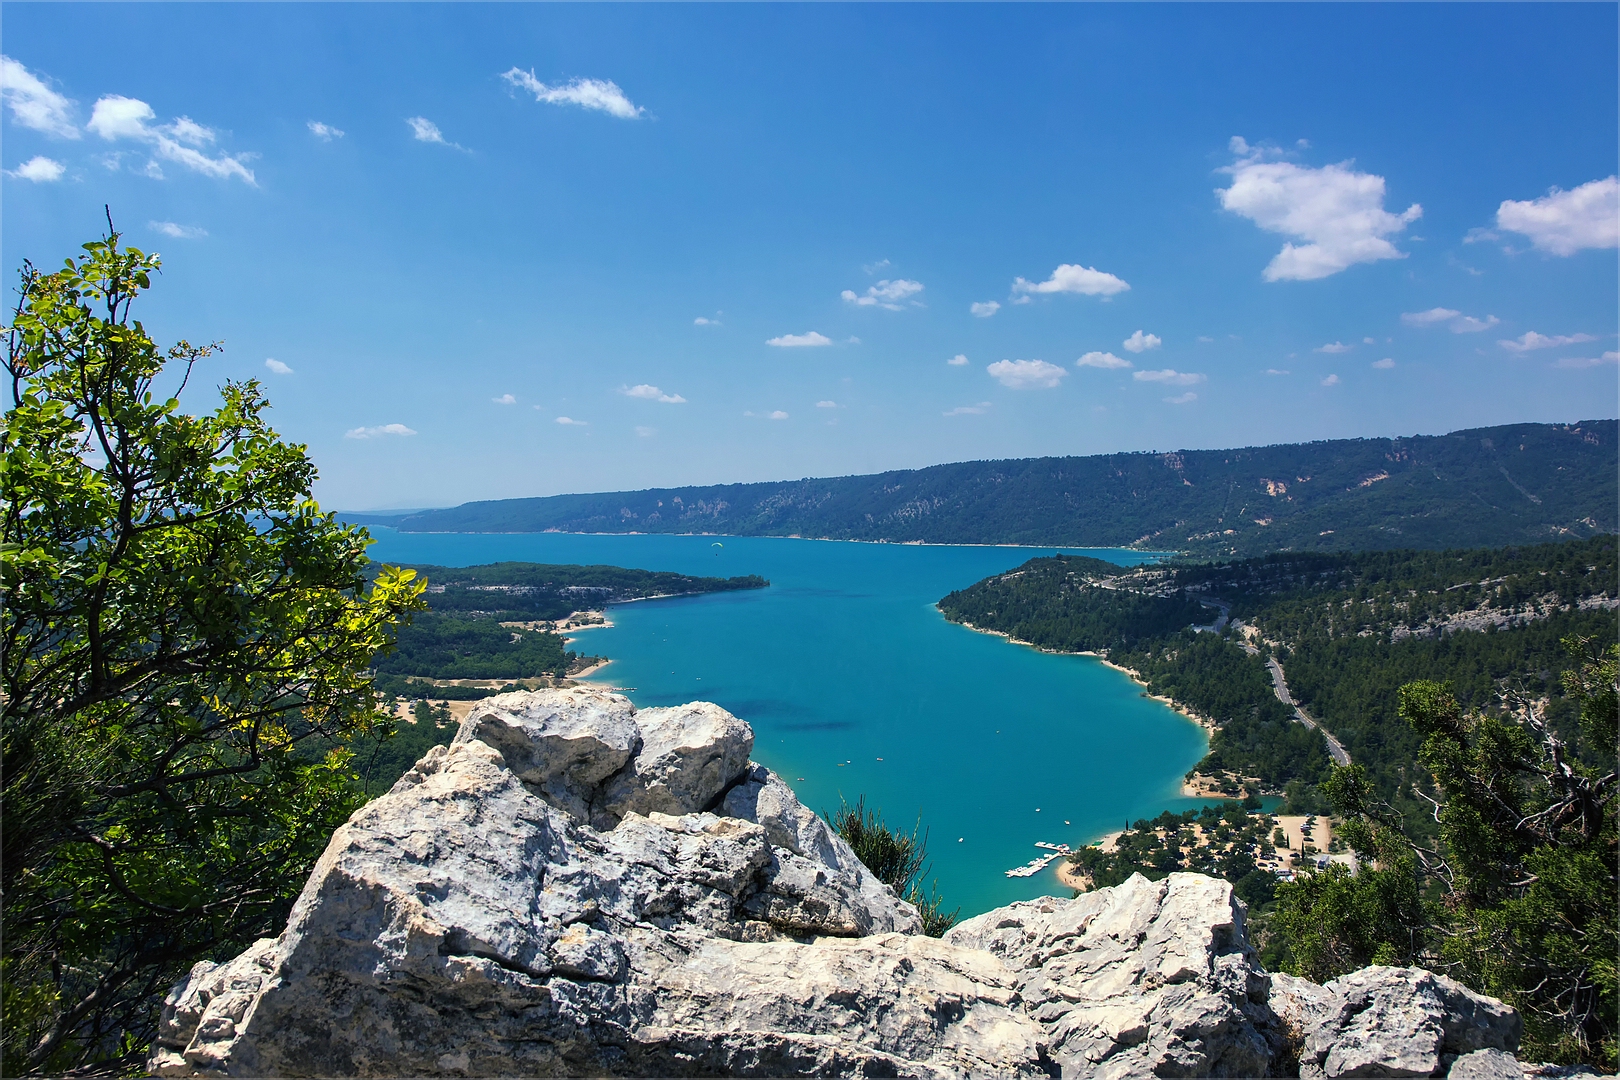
1449;1048;1530;1079
1291;965;1523;1079
148;687;1525;1079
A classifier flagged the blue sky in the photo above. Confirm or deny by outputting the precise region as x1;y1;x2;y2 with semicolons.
4;4;1616;510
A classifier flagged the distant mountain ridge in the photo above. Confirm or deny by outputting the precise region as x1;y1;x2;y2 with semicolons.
374;420;1617;557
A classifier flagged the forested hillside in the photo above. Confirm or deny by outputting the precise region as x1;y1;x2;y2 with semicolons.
372;562;767;687
372;421;1617;557
939;535;1619;813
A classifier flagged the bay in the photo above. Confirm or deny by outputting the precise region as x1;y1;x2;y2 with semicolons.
364;529;1227;917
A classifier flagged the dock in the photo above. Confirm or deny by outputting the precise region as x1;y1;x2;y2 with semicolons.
1005;841;1075;877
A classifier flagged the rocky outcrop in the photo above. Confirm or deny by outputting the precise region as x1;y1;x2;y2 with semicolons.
149;688;1528;1078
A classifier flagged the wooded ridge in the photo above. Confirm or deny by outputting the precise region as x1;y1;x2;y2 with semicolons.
359;420;1617;557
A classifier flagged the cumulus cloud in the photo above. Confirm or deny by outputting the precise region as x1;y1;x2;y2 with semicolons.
264;358;293;375
0;56;78;138
1495;177;1618;256
1321;374;1341;386
1164;392;1198;405
555;416;588;426
493;393;517;405
768;410;788;420
970;300;1000;318
766;331;832;347
87;95;256;182
1554;351;1620;369
1401;307;1498;333
1122;330;1161;353
1364;337;1377;345
620;384;686;403
841;278;924;310
694;316;720;326
1219;142;1421;281
635;425;656;437
1012;264;1130;298
1315;341;1352;354
1499;331;1597;353
1077;351;1132;370
988;359;1067;389
345;423;417;439
944;401;992;416
1132;369;1206;386
816;400;838;408
7;155;64;181
502;70;644;119
1372;358;1395;369
307;120;344;141
947;354;969;366
150;221;206;238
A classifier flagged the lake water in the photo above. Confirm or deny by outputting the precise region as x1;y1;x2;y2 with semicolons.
365;529;1229;917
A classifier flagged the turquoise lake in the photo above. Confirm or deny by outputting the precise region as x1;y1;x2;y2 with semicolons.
365;529;1229;917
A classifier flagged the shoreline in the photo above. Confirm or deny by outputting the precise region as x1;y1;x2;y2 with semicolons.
954;622;1217;737
367;526;1179;557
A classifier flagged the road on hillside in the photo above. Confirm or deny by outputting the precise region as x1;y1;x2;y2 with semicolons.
1264;656;1352;766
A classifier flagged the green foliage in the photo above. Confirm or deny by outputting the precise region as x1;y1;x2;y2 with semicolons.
385;422;1618;557
395;560;767;622
1282;645;1618;1069
377;613;576;679
1066;803;1278;894
827;797;959;937
0;228;425;1074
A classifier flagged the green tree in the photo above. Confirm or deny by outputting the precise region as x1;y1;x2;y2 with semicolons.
1;227;425;1073
1278;639;1617;1068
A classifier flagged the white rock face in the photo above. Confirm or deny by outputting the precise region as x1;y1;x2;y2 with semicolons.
148;688;1526;1078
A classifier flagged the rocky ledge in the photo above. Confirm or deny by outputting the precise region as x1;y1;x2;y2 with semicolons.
151;688;1528;1078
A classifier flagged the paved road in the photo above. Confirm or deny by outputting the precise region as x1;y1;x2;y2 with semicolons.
1265;656;1352;766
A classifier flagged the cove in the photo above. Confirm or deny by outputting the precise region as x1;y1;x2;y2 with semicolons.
364;529;1227;917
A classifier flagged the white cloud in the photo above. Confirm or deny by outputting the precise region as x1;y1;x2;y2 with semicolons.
407;116;466;151
150;220;206;238
1363;337;1377;345
1401;307;1498;333
694;316;720;326
264;358;293;375
0;57;78;139
816;400;838;408
635;425;656;437
87;95;255;182
1554;351;1620;369
988;359;1067;389
7;155;64;181
1372;358;1395;369
947;354;969;366
308;120;344;141
1077;351;1132;370
970;300;1000;318
1315;341;1352;354
1321;374;1340;386
555;416;588;426
766;331;832;347
1402;307;1460;327
1218;143;1421;281
345;423;417;439
1122;330;1161;353
1011;263;1130;298
1495;177;1618;256
1132;369;1206;386
841;278;923;310
620;384;686;403
1197;335;1215;343
1264;368;1291;376
944;401;992;416
862;258;891;274
502;70;643;119
1499;331;1597;353
493;393;517;405
768;410;788;420
1164;391;1198;405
